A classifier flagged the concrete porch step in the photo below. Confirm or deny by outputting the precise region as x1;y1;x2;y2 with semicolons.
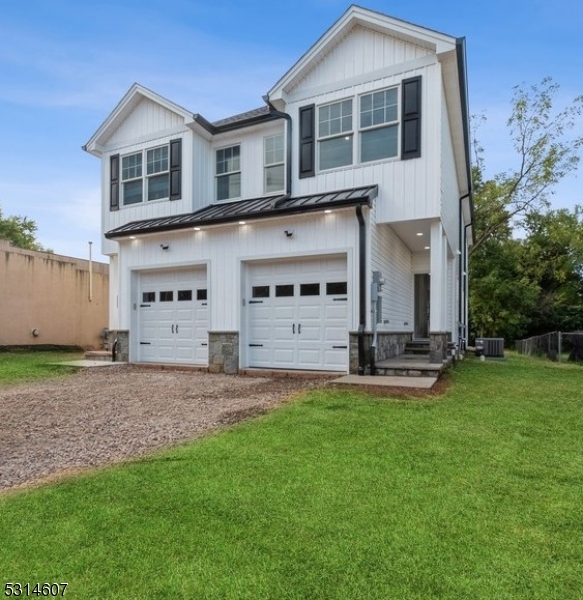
404;340;430;355
374;355;447;378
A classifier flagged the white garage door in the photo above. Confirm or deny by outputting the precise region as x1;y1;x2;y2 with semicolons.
138;268;208;364
246;256;348;371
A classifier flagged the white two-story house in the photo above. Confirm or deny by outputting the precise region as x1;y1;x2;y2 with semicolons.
84;5;472;375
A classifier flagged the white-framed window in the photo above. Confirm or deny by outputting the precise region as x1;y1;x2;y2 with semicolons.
264;134;285;194
146;146;169;200
318;99;353;171
121;145;169;205
359;87;399;163
216;144;241;201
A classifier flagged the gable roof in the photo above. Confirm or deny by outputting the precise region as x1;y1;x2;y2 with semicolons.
84;85;280;156
83;83;197;156
267;4;459;104
264;4;472;201
105;185;378;239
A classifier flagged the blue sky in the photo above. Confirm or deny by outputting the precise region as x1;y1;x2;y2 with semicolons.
0;0;581;259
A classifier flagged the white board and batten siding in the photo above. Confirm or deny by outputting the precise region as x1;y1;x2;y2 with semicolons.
285;25;443;227
210;121;286;202
369;205;414;332
101;98;196;256
116;209;359;364
440;85;462;252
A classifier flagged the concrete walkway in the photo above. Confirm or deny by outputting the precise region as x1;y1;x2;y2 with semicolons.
56;360;126;368
330;374;437;390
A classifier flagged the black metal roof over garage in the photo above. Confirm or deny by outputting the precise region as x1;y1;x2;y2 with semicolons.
105;185;378;239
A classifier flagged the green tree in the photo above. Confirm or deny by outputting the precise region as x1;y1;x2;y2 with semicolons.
0;205;47;251
471;78;583;255
469;234;539;340
521;207;583;334
469;78;583;341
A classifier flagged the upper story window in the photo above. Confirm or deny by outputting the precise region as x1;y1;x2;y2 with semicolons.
264;134;285;194
216;145;241;201
360;88;399;163
109;138;181;211
121;145;169;205
299;77;421;177
318;100;353;171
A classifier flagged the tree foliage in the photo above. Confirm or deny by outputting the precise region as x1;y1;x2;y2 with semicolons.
470;79;583;342
0;205;46;251
471;78;583;254
470;207;583;341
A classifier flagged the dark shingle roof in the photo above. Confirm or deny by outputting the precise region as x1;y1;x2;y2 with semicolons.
105;185;378;239
212;106;271;128
193;106;278;134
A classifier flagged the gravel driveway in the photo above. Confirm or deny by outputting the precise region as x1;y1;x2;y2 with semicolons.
0;366;328;493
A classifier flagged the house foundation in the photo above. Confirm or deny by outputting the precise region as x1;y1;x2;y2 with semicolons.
208;331;239;374
349;332;412;374
429;332;450;363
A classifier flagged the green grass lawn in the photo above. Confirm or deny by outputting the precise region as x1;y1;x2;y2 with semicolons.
1;355;582;599
0;351;82;386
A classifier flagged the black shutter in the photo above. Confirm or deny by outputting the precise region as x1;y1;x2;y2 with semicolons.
299;104;315;178
169;138;182;200
110;154;119;211
401;76;422;160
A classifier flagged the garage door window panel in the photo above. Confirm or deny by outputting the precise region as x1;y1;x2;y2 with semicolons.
276;284;294;297
252;285;270;298
160;291;174;302
300;283;320;296
326;282;347;295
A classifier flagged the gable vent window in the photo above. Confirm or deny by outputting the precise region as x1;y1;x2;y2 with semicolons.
318;99;353;171
360;87;399;163
118;139;181;208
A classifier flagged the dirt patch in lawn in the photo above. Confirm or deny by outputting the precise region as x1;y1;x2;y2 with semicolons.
0;366;328;493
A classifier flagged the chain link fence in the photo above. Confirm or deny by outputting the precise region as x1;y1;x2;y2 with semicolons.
516;331;583;361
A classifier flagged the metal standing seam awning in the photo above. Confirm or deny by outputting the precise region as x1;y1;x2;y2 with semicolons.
104;185;378;239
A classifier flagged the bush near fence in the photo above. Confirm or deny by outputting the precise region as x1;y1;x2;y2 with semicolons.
516;332;583;361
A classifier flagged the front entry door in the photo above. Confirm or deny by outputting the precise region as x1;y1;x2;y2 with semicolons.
414;274;430;339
